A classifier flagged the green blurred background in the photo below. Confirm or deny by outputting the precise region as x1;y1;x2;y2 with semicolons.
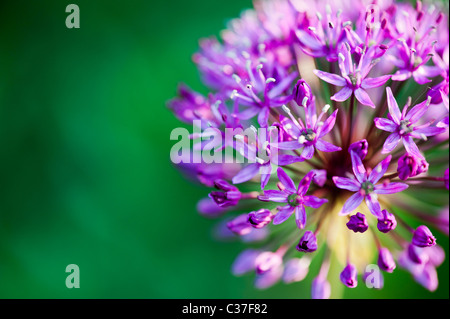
0;0;447;298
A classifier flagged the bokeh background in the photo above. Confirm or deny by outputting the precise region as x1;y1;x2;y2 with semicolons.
0;0;448;298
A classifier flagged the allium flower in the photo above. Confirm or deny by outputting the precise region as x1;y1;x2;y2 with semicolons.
168;0;449;298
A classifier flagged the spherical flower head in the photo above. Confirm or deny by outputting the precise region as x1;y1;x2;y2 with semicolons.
340;263;358;288
378;248;396;273
248;209;273;229
296;231;318;252
346;212;369;233
377;210;397;233
412;225;437;247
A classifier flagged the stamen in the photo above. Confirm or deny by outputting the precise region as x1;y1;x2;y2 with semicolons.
298;135;306;144
232;74;241;83
302;97;309;107
322;104;330;113
266;78;276;84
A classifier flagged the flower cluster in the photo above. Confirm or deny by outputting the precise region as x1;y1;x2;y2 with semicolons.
168;0;449;298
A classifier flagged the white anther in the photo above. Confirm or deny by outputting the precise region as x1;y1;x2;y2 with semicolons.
246;84;253;90
230;89;238;99
235;134;245;141
256;64;264;71
343;21;352;27
242;51;250;59
256;157;265;164
316;121;324;127
338;53;345;61
258;43;266;53
284;123;292;130
298;135;306;144
308;26;316;32
302;97;309;107
316;11;323;20
282;105;291;114
266;78;276;84
376;165;383;173
232;74;241;83
420;133;428;141
322;104;330;113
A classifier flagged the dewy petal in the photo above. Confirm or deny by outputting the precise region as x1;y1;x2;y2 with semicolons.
272;205;295;225
374;118;398;132
303;195;328;208
350;150;367;183
318;109;338;137
374;182;409;194
331;86;353;102
382;132;401;154
295;205;307;229
301;144;315;159
365;194;382;219
332;176;361;191
386;87;401;124
405;99;429;124
313;70;346;86
369;155;392;184
361;75;392;89
260;190;289;202
232;163;261;184
341;192;364;215
354;88;375;108
316;139;342;152
277;167;297;194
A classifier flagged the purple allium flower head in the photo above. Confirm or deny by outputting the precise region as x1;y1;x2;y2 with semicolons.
378;248;396;273
346;212;369;233
374;88;446;155
169;0;449;298
209;179;242;208
333;146;408;218
412;225;437;247
340;263;358;288
248;209;273;229
259;168;328;229
296;230;318;252
314;43;391;108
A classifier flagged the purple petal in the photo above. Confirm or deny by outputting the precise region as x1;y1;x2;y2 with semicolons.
318;109;338;137
313;70;346;86
374;118;398;132
361;75;392;89
295;205;307;229
273;206;295;225
275;154;304;166
333;176;361;191
260;190;289;202
386;87;401;124
355;88;375;108
297;171;315;196
260;163;272;189
316;139;342;152
382;132;401;154
413;72;431;85
277;167;297;194
374;182;409;194
413;126;446;137
392;70;412;82
350;150;367;183
403;136;421;156
301;144;315;159
303;195;328;208
365;194;382;219
277;141;302;150
369;155;392;184
331;86;353;102
341;192;364;215
232;163;260;184
405;99;429;124
258;107;270;127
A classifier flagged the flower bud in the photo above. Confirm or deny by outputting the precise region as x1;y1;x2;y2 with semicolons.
377;209;397;233
311;169;327;187
346;212;369;233
340;263;358;288
407;244;429;264
232;249;260;276
349;139;369;160
292;79;313;107
248;209;273;229
377;248;396;273
412;225;436;247
255;251;283;275
397;152;429;180
209;179;241;207
296;231;318;252
226;214;252;236
311;276;331;299
282;258;310;283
